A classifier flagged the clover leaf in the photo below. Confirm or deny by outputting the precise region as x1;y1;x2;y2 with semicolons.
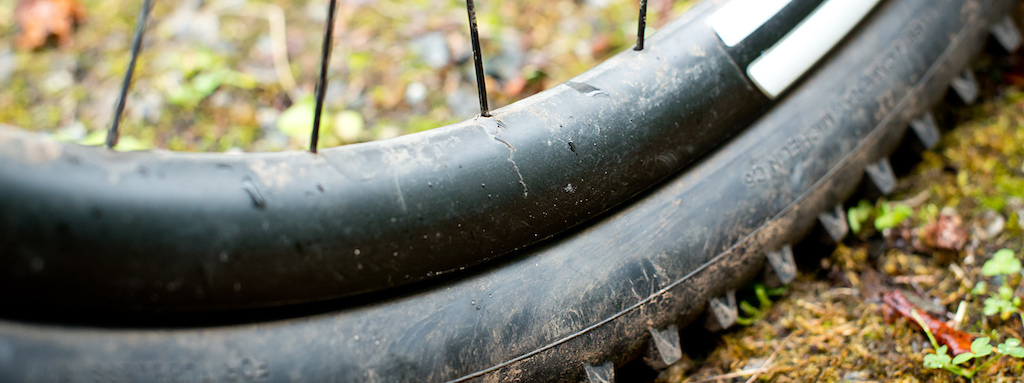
998;339;1024;358
971;337;993;358
984;295;1016;317
924;346;952;369
982;249;1022;277
952;352;974;365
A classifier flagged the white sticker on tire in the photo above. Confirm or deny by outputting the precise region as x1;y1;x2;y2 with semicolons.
747;0;883;98
708;0;794;47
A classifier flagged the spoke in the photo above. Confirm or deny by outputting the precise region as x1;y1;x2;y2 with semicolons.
311;0;340;153
106;0;154;149
635;0;648;51
465;0;490;117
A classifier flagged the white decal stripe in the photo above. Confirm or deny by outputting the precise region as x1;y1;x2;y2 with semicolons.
747;0;883;98
708;0;795;47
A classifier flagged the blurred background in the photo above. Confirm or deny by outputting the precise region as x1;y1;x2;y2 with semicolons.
0;0;692;152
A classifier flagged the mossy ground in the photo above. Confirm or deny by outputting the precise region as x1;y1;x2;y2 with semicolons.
659;56;1024;382
0;0;691;151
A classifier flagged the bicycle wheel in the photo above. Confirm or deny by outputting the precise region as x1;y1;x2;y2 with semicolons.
0;0;1020;381
0;0;821;312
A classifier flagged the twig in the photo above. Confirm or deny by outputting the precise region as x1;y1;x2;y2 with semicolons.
892;275;940;285
219;3;298;96
264;4;298;96
895;189;932;208
185;1;297;96
696;368;757;382
794;299;827;316
824;287;859;297
953;301;967;330
696;333;794;383
742;345;780;383
949;263;972;289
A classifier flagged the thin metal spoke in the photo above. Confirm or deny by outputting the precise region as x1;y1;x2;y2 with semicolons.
635;0;648;51
311;0;340;153
106;0;154;149
465;0;490;117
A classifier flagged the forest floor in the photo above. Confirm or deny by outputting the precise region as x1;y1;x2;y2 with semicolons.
1;0;688;151
658;54;1024;383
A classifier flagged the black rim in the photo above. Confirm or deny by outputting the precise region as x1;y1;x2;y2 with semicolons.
1;0;792;311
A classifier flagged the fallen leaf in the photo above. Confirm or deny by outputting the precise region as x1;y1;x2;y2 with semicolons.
920;207;968;251
15;0;86;50
502;75;527;96
882;289;973;355
590;33;612;58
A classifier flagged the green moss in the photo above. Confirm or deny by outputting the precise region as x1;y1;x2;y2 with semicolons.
4;0;697;151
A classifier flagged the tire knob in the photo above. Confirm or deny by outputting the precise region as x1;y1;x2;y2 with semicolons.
991;15;1022;53
705;290;738;331
817;204;849;242
584;361;615;383
766;245;797;286
644;325;682;369
910;112;941;150
951;69;979;104
865;157;897;196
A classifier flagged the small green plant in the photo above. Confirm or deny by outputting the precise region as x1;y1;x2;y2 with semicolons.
920;249;1024;378
736;284;786;326
982;249;1022;276
846;200;915;234
980;249;1023;320
983;285;1021;319
156;50;256;109
874;202;913;231
848;200;873;235
915;311;1024;378
998;338;1024;357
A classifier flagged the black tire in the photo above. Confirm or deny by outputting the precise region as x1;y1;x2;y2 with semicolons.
0;0;816;311
0;0;1019;381
0;0;847;312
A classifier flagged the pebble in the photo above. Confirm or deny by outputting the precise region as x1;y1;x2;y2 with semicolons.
0;49;14;85
129;90;165;123
42;70;73;95
410;32;450;69
159;2;223;48
973;209;1005;241
843;370;873;382
486;33;524;82
447;84;481;117
405;82;427;105
256;107;281;132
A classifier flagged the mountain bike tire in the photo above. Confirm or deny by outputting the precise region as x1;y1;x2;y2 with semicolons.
0;0;829;311
1;0;1019;381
